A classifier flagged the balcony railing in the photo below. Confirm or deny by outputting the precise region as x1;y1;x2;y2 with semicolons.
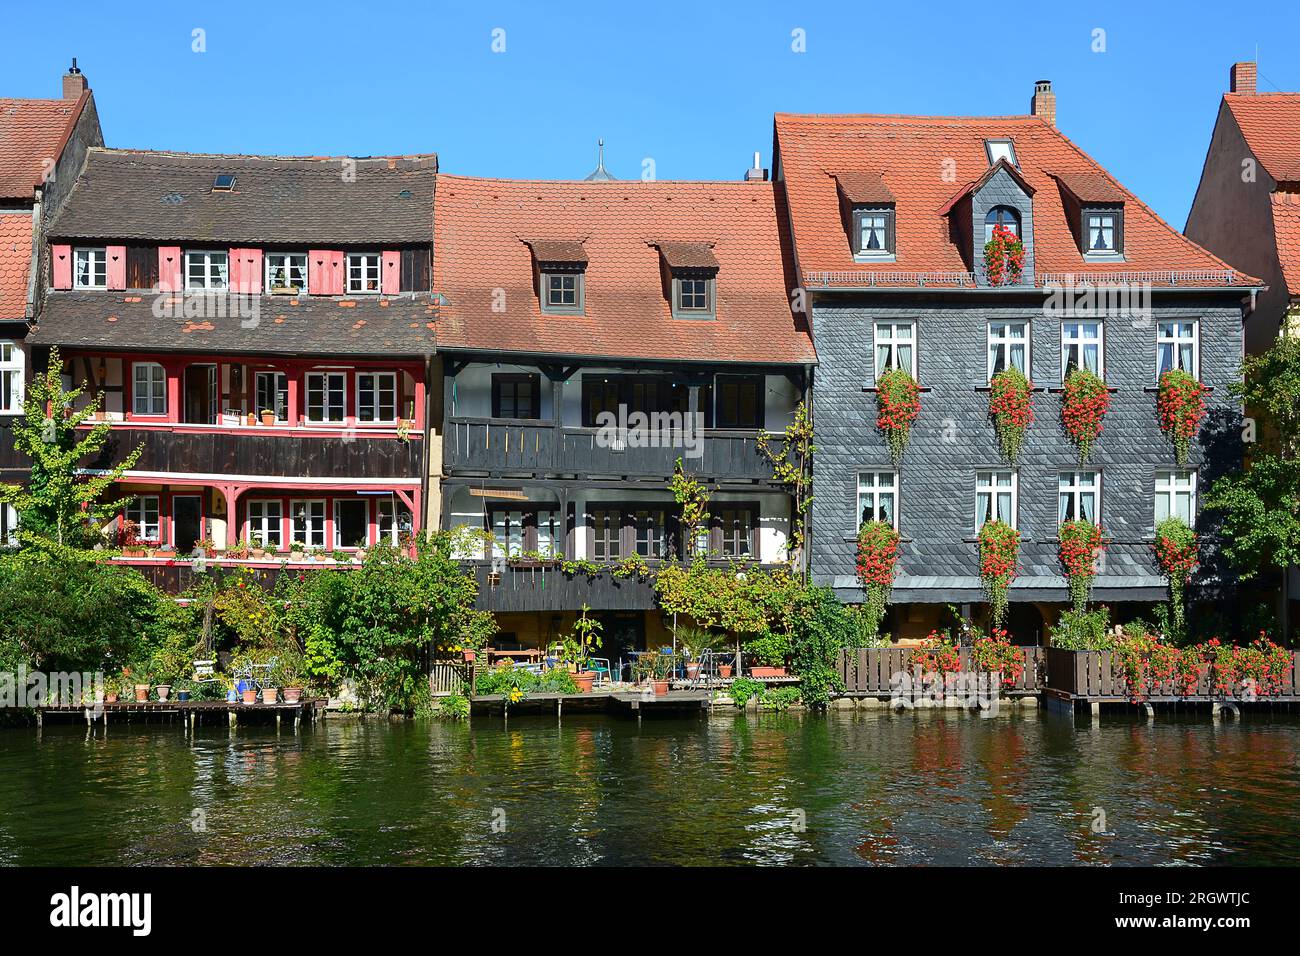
445;417;773;479
471;562;658;612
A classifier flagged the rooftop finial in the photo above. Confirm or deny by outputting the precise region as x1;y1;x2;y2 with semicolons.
585;138;616;181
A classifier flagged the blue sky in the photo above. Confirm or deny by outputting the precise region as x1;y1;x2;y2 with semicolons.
3;0;1296;228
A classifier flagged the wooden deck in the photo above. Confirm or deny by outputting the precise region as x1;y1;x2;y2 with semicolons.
469;688;712;717
35;699;325;727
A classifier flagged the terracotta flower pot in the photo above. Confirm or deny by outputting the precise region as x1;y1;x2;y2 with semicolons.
155;685;172;702
261;411;276;426
718;665;733;679
685;662;702;680
749;666;786;678
134;684;150;703
462;650;476;663
574;671;596;694
105;693;119;704
261;687;279;705
283;687;303;704
242;689;258;704
652;680;669;696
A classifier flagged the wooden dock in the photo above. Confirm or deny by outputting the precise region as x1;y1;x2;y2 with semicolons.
34;699;325;729
469;688;712;717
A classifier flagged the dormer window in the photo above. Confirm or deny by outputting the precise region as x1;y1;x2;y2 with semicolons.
185;250;228;291
834;171;897;262
984;206;1021;242
985;139;1017;166
266;253;308;294
346;253;382;294
1084;207;1123;256
74;247;107;288
853;207;895;257
656;242;719;320
675;275;713;314
542;270;584;314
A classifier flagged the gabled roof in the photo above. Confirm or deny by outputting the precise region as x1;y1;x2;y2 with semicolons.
832;170;894;205
1271;192;1300;294
0;94;88;200
1225;93;1300;184
432;175;814;365
49;148;438;244
525;239;588;264
775;111;1254;287
1050;169;1125;204
0;211;33;320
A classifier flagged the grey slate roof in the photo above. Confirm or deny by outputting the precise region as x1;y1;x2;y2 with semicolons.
48;149;437;244
31;291;438;357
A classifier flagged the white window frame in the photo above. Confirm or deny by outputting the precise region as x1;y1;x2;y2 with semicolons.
264;253;308;294
0;340;24;414
1157;320;1199;379
1058;470;1101;525
305;371;347;424
346;253;382;295
1061;321;1104;381
290;499;327;548
1;502;18;547
73;247;107;289
1086;211;1120;256
255;371;289;422
132;362;167;416
356;371;398;424
246;499;283;549
873;321;917;380
1155;470;1196;526
987;320;1030;381
856;470;899;529
985;139;1017;166
184;250;229;291
333;499;370;549
377;496;412;545
975;470;1018;531
125;495;161;543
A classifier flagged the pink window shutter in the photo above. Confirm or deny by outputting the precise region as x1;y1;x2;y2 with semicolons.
51;244;72;289
243;248;263;295
158;246;182;292
329;251;345;296
105;245;127;290
382;251;401;294
308;249;331;296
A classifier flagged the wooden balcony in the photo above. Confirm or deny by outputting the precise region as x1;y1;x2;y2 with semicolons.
471;562;659;612
445;417;772;480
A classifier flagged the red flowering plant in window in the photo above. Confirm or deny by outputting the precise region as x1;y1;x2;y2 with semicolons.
989;367;1034;463
969;627;1026;688
1153;516;1197;639
856;520;901;637
1156;369;1207;466
875;367;920;464
978;519;1020;629
983;222;1025;286
1058;519;1105;612
1061;367;1109;464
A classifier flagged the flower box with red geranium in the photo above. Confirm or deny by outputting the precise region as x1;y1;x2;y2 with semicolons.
1058;519;1105;612
1156;369;1206;466
1061;368;1109;464
969;628;1026;689
983;222;1025;287
856;520;900;638
1153;516;1197;638
978;520;1019;628
910;631;962;678
988;367;1034;464
875;367;920;464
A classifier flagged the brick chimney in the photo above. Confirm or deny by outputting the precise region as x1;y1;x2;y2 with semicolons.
62;58;87;100
1230;61;1257;94
1030;79;1056;125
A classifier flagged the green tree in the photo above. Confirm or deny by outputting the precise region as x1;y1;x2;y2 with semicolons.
0;347;141;552
758;401;814;572
668;458;710;558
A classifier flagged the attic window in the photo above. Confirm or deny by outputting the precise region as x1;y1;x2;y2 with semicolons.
526;240;589;316
1084;207;1124;257
211;174;236;192
656;243;719;320
853;207;895;257
985;140;1017;166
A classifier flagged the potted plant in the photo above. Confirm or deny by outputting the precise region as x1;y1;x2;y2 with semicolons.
678;626;726;680
289;541;305;562
155;681;173;702
116;520;146;558
125;666;150;703
174;680;192;703
260;684;279;705
560;604;603;691
249;534;266;560
260;407;276;427
246;410;257;426
195;536;217;559
275;658;305;704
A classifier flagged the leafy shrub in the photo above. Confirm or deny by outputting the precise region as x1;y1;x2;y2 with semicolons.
728;677;765;708
1051;606;1113;650
435;693;470;720
761;686;803;711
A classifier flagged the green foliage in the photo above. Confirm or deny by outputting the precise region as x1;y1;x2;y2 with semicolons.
654;560;802;635
743;630;790;667
757;402;814;565
1050;606;1113;650
727;677;765;708
784;585;852;707
435;692;471;720
475;663;578;698
761;686;803;711
668;458;711;558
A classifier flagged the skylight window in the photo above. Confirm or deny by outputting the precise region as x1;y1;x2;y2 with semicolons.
211;174;236;192
985;139;1017;167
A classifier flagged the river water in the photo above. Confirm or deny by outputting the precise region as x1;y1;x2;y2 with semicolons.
2;710;1298;866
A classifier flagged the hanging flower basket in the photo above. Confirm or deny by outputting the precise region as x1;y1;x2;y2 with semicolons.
1154;517;1197;638
1061;368;1109;464
875;367;921;464
983;223;1025;286
1156;369;1207;466
989;367;1034;463
978;520;1020;629
856;520;901;637
1058;519;1105;612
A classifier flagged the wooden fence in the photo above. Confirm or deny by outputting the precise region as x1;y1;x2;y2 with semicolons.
1045;648;1300;700
429;661;473;697
837;646;1044;696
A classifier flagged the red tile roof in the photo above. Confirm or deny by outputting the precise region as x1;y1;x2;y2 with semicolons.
0;211;33;320
1226;93;1300;184
432;175;815;365
1271;192;1300;294
775;111;1255;287
0;95;87;200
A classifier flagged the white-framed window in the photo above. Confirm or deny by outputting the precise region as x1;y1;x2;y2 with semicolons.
305;372;346;423
988;321;1029;380
265;253;308;293
73;247;107;289
357;371;397;423
976;470;1017;530
255;371;289;422
1;503;18;547
1157;320;1199;378
873;321;917;380
1061;321;1103;380
856;470;898;528
333;499;369;548
132;362;167;415
1058;471;1101;524
184;250;229;290
346;253;382;294
1086;210;1121;255
0;340;24;414
1155;470;1196;525
125;495;161;543
246;499;283;549
985;139;1017;166
290;499;327;548
377;496;413;545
